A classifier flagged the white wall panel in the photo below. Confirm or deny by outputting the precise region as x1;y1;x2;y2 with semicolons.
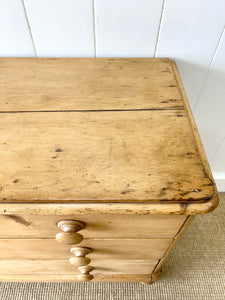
0;0;35;56
95;0;163;57
194;29;225;164
24;0;94;57
156;0;225;108
212;136;225;191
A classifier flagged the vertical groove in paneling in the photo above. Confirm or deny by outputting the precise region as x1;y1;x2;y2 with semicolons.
0;0;35;56
92;0;97;57
21;0;37;57
193;27;225;164
24;0;95;57
156;0;225;109
193;26;225;112
154;0;166;58
210;136;225;164
95;0;164;57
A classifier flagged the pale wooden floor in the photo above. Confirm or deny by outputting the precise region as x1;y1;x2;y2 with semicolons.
0;193;224;300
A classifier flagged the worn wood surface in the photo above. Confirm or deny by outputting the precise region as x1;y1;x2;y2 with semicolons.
0;197;218;215
0;58;218;283
0;238;172;260
0;59;215;205
153;214;195;274
0;259;157;275
0;274;154;282
0;213;186;238
0;58;182;111
0;110;213;202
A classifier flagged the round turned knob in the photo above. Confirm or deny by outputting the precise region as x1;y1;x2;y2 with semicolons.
70;247;92;267
56;232;83;245
77;266;94;282
70;256;91;267
56;220;85;245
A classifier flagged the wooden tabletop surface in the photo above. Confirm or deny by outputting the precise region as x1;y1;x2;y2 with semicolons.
0;58;214;204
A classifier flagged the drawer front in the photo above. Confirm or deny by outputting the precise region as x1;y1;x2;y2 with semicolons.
0;213;186;238
0;238;172;260
0;259;157;275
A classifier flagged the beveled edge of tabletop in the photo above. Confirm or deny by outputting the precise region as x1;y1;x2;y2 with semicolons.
0;191;219;215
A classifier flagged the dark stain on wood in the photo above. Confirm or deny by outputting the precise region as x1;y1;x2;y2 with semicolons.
187;152;193;156
13;179;19;183
179;191;191;196
55;148;63;152
121;184;135;195
202;183;213;187
121;190;134;195
161;99;178;103
157;188;167;198
4;214;31;226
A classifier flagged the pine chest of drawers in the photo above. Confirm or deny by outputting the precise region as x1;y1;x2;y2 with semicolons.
0;58;218;284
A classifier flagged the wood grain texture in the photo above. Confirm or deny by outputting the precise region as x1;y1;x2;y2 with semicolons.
0;111;213;203
0;56;219;283
153;214;195;274
0;58;181;111
0;274;154;282
171;61;219;213
0;58;218;213
0;259;157;275
0;238;172;260
0;199;218;215
0;213;186;238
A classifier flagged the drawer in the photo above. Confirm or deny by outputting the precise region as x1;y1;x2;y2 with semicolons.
0;238;172;260
0;213;186;238
0;259;157;275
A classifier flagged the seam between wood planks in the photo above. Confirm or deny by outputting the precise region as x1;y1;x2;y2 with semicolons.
0;107;184;114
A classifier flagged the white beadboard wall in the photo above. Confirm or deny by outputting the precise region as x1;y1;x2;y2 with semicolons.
0;0;224;190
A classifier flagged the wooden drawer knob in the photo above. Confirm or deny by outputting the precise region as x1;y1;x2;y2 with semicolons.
77;266;94;282
70;256;91;267
56;220;85;245
70;247;92;267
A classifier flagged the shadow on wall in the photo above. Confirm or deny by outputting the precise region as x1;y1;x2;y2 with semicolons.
172;59;225;179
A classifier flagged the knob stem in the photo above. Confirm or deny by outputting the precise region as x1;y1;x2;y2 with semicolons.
57;220;85;232
78;266;94;275
71;247;92;257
